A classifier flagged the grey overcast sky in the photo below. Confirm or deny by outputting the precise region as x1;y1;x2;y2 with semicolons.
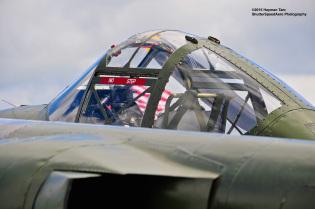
0;0;314;110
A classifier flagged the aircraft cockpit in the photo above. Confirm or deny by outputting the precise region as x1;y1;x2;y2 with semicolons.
47;30;313;136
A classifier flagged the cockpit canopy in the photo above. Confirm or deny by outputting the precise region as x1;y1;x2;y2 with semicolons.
48;30;310;135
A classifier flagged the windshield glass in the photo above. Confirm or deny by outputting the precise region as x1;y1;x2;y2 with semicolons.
47;55;104;122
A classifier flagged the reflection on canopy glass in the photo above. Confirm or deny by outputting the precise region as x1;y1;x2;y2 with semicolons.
155;48;282;134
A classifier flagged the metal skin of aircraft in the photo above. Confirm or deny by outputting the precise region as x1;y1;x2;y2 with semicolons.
0;30;314;209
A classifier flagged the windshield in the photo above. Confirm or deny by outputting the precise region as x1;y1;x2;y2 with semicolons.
47;55;105;122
